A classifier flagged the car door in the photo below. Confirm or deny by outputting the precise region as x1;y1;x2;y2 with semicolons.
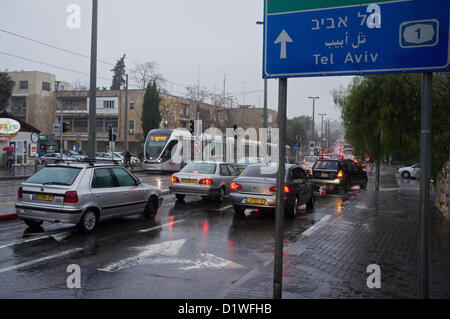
291;167;307;201
111;167;145;214
219;164;233;194
91;168;124;218
349;161;362;186
299;167;312;202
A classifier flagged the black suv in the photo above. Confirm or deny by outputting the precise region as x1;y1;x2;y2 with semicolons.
311;159;368;193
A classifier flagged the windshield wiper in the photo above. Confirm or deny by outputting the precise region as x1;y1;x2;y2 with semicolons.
42;182;71;186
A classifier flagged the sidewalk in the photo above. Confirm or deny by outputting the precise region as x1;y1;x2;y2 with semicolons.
225;174;450;299
0;165;36;180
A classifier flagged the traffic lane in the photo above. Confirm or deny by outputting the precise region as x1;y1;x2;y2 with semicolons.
134;172;171;192
0;191;355;298
0;179;24;214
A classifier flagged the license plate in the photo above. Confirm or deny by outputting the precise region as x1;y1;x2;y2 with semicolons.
247;198;265;204
183;179;197;183
321;173;329;178
33;194;54;201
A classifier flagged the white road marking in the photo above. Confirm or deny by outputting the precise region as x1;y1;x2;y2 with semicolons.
138;219;185;233
98;239;186;272
98;238;244;272
301;214;331;238
215;205;233;212
0;248;83;274
0;231;72;250
179;253;244;270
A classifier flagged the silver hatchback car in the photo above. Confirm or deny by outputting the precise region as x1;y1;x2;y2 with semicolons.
15;162;163;233
169;161;239;202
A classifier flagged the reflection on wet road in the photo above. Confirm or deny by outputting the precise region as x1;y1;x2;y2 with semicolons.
0;172;362;298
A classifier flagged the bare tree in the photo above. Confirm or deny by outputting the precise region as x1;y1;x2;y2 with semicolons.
184;85;210;103
71;80;89;91
130;61;165;89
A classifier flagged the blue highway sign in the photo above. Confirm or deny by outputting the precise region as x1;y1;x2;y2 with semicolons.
263;0;450;78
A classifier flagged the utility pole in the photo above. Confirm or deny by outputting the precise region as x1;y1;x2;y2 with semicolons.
319;113;326;152
308;97;319;144
419;72;433;299
273;78;287;299
87;0;98;160
59;106;64;159
124;74;129;151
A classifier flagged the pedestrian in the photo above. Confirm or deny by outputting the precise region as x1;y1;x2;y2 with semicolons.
124;150;132;171
7;151;15;169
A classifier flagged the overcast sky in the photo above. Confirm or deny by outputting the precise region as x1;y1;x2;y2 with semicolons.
0;0;353;121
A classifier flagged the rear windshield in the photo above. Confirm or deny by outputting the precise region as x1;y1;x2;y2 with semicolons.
26;167;81;185
240;165;278;178
181;163;216;174
313;160;339;170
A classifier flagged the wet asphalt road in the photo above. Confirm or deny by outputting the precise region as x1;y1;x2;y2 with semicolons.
0;172;364;298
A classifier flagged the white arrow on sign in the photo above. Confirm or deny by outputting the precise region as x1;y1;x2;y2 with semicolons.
274;29;293;59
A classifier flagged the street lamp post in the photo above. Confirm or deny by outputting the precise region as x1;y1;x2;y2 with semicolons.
308;97;319;144
319;113;326;152
257;21;268;129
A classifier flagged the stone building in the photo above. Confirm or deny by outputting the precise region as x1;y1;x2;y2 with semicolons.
6;71;69;136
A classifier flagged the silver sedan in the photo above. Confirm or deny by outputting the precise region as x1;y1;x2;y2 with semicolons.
169;162;239;202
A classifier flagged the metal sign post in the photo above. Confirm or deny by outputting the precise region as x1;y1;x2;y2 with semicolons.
88;0;98;160
273;78;287;299
418;72;432;299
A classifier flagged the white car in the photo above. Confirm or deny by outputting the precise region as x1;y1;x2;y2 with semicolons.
115;152;141;166
301;155;319;173
398;164;420;179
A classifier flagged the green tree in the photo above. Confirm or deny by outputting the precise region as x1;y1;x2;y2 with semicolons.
110;54;126;90
0;72;14;111
286;115;312;151
141;80;162;138
333;73;449;212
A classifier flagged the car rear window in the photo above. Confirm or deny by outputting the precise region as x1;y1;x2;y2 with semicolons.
313;160;339;170
181;163;216;174
26;167;81;185
239;165;278;178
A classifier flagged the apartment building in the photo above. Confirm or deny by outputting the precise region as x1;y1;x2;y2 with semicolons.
6;71;69;136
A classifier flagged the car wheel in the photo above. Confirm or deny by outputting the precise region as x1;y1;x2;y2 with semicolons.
24;220;43;228
143;196;158;219
175;194;185;201
285;197;298;218
306;192;315;209
217;186;226;203
360;177;368;189
402;171;411;179
78;209;98;233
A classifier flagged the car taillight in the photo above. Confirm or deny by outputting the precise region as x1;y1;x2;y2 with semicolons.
269;186;290;193
64;191;78;204
199;178;213;185
337;170;344;178
230;182;242;190
168;162;176;166
18;187;23;199
170;176;180;183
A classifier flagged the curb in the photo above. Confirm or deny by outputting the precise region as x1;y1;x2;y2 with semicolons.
0;212;17;221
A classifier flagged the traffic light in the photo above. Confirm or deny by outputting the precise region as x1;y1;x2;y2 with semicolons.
62;123;71;133
189;120;195;134
108;125;113;141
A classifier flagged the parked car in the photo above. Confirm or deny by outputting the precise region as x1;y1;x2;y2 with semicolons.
115;152;141;166
311;159;368;193
169;161;239;202
398;164;420;179
64;150;87;160
229;163;315;217
96;152;123;163
235;157;269;173
38;153;79;165
15;162;163;233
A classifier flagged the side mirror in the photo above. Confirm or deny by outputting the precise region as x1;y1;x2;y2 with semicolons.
136;178;141;185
